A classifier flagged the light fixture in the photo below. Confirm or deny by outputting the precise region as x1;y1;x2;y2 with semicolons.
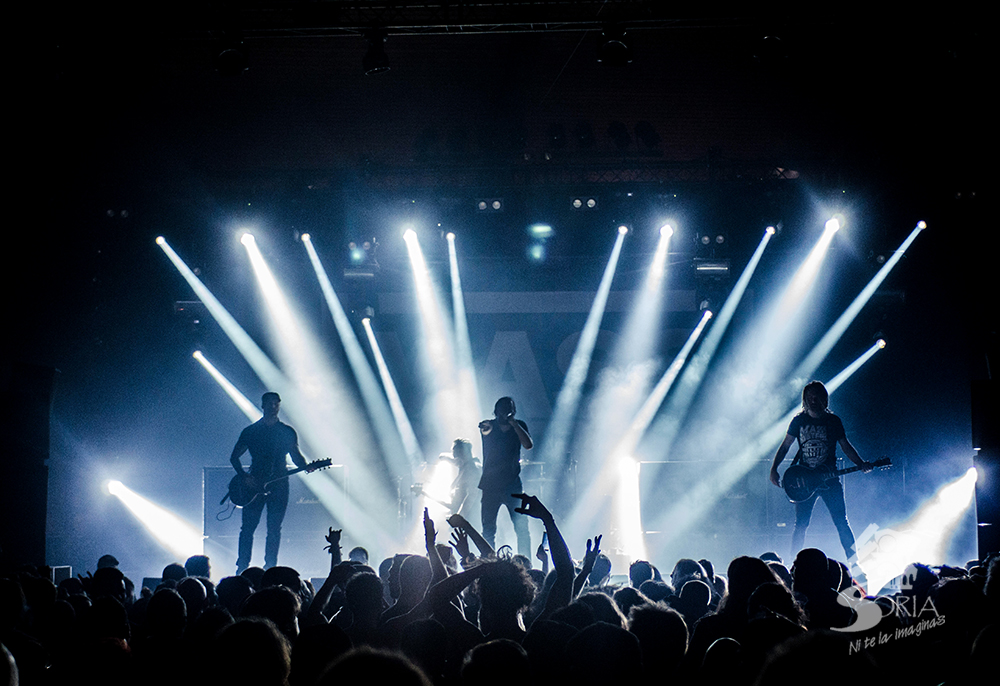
597;24;633;67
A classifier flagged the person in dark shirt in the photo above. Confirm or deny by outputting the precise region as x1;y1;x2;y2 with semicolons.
769;381;872;560
230;392;310;573
478;397;533;556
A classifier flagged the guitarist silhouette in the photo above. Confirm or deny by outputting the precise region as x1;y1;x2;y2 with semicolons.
769;381;874;562
230;392;319;573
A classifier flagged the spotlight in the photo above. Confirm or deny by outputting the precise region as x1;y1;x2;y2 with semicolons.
155;236;165;245
917;220;927;230
877;339;887;349
700;235;711;245
528;243;546;261
587;198;597;208
693;258;731;276
301;233;311;242
618;225;629;235
476;198;503;211
446;232;455;240
766;226;776;235
572;198;583;209
107;480;124;495
715;234;726;244
403;229;416;242
529;224;554;239
825;217;841;232
660;223;674;238
363;29;390;75
240;233;255;246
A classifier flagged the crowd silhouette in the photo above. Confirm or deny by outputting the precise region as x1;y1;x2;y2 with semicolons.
2;493;997;685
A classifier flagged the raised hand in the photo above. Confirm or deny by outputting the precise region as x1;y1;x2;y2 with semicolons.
583;535;602;567
512;493;552;522
424;508;437;547
450;528;471;561
323;528;342;553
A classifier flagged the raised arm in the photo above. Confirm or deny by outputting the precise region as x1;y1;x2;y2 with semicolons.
424;508;448;584
513;493;572;618
509;418;533;450
573;535;602;598
448;513;495;558
302;527;342;627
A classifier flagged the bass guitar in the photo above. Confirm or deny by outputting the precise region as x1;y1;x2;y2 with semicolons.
223;459;333;507
782;457;891;503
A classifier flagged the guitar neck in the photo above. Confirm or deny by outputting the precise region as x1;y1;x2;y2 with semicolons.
834;457;889;478
263;460;331;488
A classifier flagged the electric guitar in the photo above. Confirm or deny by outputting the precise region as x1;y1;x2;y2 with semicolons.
782;457;891;503
410;483;454;511
223;459;333;507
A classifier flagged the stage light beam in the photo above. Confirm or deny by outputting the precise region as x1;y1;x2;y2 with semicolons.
447;232;484;427
107;480;203;559
404;230;466;450
790;221;926;383
855;467;977;593
540;228;627;484
301;233;414;478
156;236;287;391
638;227;775;465
192;351;262;422
363;317;423;467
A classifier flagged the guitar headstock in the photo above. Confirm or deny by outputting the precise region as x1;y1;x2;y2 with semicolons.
307;458;333;472
871;456;891;469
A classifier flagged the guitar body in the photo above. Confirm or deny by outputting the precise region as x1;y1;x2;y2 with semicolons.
224;459;333;508
782;464;836;503
227;473;264;507
783;457;891;503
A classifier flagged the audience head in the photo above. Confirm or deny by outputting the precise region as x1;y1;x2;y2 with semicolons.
217;575;254;616
629;560;655;588
462;639;528;686
96;554;120;570
208;617;291;686
318;647;431;686
242;585;302;641
348;546;370;566
162;562;187;582
184;554;211;579
476;560;535;634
